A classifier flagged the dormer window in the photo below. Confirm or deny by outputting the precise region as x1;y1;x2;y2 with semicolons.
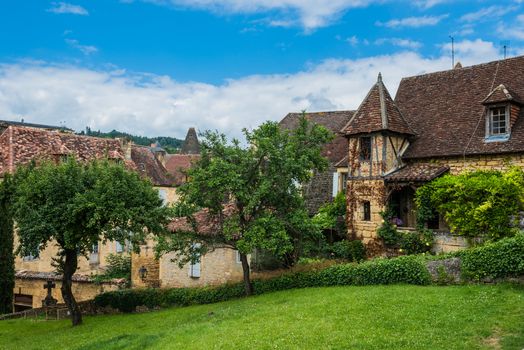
486;105;510;141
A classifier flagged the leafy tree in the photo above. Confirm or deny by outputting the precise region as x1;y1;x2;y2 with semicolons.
10;158;171;326
416;167;524;241
0;175;15;314
156;118;331;295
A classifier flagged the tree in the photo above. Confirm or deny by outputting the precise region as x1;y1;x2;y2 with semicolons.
10;158;171;326
0;175;15;315
156;118;331;295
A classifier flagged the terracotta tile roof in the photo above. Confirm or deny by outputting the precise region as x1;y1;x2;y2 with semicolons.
168;204;236;236
0;119;73;132
482;84;523;105
130;146;174;186
384;163;449;183
342;73;414;137
0;125;124;175
334;155;348;168
164;154;200;185
279;110;354;163
395;55;524;159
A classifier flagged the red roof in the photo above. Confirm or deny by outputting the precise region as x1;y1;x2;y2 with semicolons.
164;154;200;185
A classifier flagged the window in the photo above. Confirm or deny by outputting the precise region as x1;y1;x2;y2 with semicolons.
359;137;372;161
189;243;201;278
115;241;123;253
332;172;339;197
92;243;99;254
363;201;371;221
158;189;168;206
235;250;242;264
487;106;509;140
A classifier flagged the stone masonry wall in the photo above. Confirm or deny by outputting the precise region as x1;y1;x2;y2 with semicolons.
159;247;244;288
303;165;335;215
13;278;120;309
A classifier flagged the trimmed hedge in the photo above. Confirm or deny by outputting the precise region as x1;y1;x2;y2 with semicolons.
94;255;431;312
458;233;524;281
94;234;524;313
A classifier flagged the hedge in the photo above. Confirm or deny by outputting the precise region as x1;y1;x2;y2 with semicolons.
94;234;524;313
458;233;524;281
94;255;431;312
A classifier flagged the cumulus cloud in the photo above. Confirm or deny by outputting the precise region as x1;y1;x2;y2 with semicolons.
376;14;448;28
47;2;89;15
0;40;503;140
133;0;376;30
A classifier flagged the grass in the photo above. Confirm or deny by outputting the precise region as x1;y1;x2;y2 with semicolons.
0;284;523;350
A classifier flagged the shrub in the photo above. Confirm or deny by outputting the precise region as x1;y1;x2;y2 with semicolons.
94;255;430;312
458;233;524;281
330;240;366;262
92;253;131;285
416;168;524;240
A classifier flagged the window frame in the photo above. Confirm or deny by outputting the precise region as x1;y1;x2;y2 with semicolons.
363;201;371;221
485;104;510;141
359;136;372;162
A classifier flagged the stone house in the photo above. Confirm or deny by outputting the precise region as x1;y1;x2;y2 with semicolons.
130;127;246;289
279;111;353;214
335;56;524;253
0;121;178;310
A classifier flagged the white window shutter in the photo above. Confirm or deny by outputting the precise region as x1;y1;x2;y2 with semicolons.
332;172;339;197
115;241;123;253
158;189;168;205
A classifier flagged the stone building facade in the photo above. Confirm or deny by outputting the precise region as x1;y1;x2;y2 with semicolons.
279;111;353;214
0;122;179;311
334;56;524;252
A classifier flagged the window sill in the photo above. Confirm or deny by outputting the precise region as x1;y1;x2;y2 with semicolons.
484;134;510;143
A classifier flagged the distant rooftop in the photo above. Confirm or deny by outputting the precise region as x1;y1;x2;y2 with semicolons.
0;119;73;132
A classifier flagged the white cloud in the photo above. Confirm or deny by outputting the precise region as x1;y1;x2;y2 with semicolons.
136;0;376;30
0;40;504;140
65;39;98;55
375;38;422;49
346;35;359;46
376;14;448;28
412;0;448;9
460;6;516;23
497;14;524;40
47;2;89;15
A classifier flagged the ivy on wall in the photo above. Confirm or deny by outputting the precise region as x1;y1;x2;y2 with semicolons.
415;167;524;241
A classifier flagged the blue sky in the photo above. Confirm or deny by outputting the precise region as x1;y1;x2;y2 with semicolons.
0;1;523;138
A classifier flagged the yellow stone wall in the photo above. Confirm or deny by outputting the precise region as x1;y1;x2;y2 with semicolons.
159;247;244;288
13;278;120;309
421;153;524;175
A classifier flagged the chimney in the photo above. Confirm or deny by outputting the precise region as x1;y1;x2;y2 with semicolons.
181;127;200;155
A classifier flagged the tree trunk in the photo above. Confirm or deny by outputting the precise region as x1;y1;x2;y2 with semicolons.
239;252;253;296
61;249;82;326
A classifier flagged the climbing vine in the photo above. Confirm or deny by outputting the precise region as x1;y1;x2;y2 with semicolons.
415;167;524;241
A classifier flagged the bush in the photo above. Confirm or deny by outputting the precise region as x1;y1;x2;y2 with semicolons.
416;168;524;240
458;233;524;281
330;240;366;262
94;255;430;312
92;253;131;285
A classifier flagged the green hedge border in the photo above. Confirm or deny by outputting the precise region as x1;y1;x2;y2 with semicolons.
94;234;524;313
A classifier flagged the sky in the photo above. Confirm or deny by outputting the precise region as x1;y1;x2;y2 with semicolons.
0;1;523;139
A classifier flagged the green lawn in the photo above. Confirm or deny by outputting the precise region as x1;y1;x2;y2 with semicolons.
1;285;523;350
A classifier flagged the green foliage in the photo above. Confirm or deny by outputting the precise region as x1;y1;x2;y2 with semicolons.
416;168;524;240
0;175;15;314
330;240;366;262
376;208;433;255
11;158;171;258
155;116;332;293
95;255;431;312
312;191;346;235
458;232;524;281
80;127;183;153
92;254;132;285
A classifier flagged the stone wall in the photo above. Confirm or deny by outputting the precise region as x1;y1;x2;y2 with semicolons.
131;239;160;288
303;165;335;214
159;247;244;288
13;277;120;309
415;152;524;175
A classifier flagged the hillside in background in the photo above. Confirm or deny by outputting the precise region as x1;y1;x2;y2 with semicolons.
78;127;183;154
